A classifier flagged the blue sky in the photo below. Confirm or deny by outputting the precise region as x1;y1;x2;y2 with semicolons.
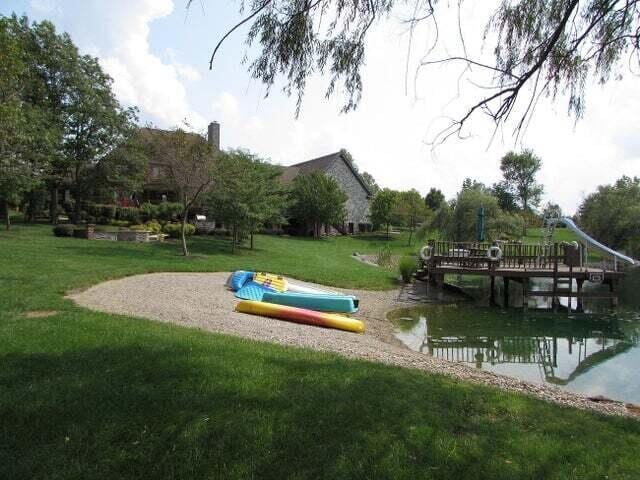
3;0;639;213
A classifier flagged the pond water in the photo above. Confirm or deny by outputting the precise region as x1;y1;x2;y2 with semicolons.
389;280;640;404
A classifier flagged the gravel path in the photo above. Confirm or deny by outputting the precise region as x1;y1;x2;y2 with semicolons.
69;272;637;418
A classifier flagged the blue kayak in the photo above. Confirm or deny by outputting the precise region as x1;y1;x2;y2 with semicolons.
261;291;359;313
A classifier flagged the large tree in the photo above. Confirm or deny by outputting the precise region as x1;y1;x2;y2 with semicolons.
424;187;444;211
394;189;429;246
578;176;640;258
499;150;544;213
208;149;287;252
289;171;347;237
197;1;640;137
148;127;217;256
370;188;398;239
63;55;141;222
19;17;81;223
0;16;56;229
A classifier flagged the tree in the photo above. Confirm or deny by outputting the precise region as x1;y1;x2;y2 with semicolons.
492;181;518;213
578;176;640;258
542;202;563;221
208;149;287;252
18;17;81;223
424;188;444;211
499;150;544;215
395;189;429;246
370;188;398;239
289;171;347;237
198;1;639;137
360;171;380;195
148;127;217;256
63;55;141;222
0;15;55;229
448;188;502;242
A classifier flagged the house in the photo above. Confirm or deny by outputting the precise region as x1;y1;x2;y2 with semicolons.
129;122;373;235
135;121;221;205
281;151;372;235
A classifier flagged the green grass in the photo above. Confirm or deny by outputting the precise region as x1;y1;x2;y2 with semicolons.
1;222;640;479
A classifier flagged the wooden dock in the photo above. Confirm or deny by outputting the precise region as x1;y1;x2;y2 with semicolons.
416;240;628;311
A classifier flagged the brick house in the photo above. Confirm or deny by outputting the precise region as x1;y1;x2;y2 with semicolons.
281;151;373;235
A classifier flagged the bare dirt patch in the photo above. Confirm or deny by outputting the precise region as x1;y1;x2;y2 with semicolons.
23;310;59;319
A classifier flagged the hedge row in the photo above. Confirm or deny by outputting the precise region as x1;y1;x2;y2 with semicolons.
85;202;183;224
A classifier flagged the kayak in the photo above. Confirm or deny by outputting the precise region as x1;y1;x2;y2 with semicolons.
262;291;358;313
235;300;365;333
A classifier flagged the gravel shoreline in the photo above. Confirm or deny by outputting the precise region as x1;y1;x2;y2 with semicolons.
69;272;638;418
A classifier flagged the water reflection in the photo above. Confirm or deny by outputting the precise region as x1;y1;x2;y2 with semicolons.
390;304;640;403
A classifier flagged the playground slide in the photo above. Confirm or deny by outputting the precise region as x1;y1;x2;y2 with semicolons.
550;217;636;266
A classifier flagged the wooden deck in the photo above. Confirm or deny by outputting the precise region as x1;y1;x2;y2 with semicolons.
417;240;628;310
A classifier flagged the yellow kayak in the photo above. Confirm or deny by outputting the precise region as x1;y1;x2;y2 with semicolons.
235;300;365;333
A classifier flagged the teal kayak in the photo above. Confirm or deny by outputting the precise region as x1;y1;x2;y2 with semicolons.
261;291;359;313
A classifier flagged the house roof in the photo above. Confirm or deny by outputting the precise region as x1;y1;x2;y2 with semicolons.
281;151;372;197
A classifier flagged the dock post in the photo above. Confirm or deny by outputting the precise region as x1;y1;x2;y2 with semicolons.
610;279;618;308
503;277;510;308
522;278;529;311
576;279;584;313
552;243;559;312
490;275;496;306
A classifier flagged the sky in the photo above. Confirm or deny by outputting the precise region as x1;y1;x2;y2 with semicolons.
3;0;639;214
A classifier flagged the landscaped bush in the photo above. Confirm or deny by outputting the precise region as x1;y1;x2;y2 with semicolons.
116;206;140;224
130;220;163;234
157;202;182;222
52;224;75;237
398;255;418;283
140;202;159;222
109;220;129;228
376;244;392;268
163;223;195;238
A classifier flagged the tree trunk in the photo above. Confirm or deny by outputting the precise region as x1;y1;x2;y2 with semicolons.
250;232;254;250
386;222;390;239
408;227;413;246
50;187;58;225
2;199;10;230
231;223;236;254
180;209;189;256
73;192;82;224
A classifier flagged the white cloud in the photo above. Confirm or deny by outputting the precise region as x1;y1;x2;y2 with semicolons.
28;0;205;129
23;0;638;214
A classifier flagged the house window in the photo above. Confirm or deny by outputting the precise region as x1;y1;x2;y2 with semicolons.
151;165;162;179
348;222;354;234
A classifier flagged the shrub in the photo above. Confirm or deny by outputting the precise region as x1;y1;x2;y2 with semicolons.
376;244;392;268
130;220;163;234
163;223;195;238
53;224;75;237
157;202;182;221
398;255;418;283
109;220;129;228
140;202;159;222
116;206;140;223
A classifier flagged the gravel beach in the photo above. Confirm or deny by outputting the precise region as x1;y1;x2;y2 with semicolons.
69;272;638;418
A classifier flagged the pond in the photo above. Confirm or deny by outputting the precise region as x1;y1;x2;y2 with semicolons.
389;282;640;404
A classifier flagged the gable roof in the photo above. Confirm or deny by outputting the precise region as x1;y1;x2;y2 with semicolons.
281;151;372;196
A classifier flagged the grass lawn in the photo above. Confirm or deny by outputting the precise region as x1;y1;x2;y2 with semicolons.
1;222;639;479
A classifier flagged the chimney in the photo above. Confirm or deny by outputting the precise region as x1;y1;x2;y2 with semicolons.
207;121;220;151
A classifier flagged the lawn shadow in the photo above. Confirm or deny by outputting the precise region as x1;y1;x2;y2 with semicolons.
1;337;638;480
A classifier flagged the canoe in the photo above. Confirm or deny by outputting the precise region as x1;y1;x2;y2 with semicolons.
235;300;365;333
262;291;358;313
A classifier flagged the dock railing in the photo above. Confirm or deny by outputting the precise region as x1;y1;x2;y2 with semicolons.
425;240;571;271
